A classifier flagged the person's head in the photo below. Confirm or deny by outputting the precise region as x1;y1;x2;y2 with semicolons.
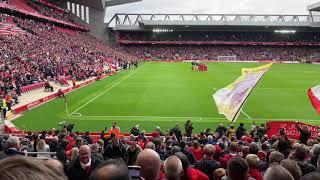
164;156;184;180
91;159;130;180
112;122;117;128
245;154;259;168
91;144;99;153
280;159;302;180
0;156;67;180
240;123;244;127
203;144;215;158
263;165;294;180
79;145;91;164
192;140;199;149
229;142;238;152
128;142;137;152
295;146;307;161
175;152;189;171
171;146;180;155
36;139;46;151
145;141;156;150
269;151;284;165
241;146;249;158
249;143;259;155
7;136;20;149
213;168;226;180
112;136;120;147
227;157;249;180
136;149;161;180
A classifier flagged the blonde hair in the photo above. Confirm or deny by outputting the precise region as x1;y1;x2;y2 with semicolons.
36;139;46;151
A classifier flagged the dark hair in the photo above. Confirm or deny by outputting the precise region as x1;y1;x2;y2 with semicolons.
295;147;307;160
91;159;130;180
227;157;249;180
249;144;259;155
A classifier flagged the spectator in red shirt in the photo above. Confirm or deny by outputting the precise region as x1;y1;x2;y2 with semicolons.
246;154;262;180
189;140;203;161
175;152;209;180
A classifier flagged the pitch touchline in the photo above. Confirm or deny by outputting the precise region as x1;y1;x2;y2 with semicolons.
67;115;319;121
69;66;144;116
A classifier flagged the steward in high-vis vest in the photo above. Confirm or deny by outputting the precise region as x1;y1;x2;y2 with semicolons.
1;98;7;119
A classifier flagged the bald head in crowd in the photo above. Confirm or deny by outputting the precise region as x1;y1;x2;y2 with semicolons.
164;156;184;180
264;165;294;180
136;149;161;180
92;159;130;180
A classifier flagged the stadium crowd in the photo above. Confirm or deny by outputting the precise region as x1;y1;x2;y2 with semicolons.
122;44;320;62
119;31;320;42
0;121;319;180
0;13;137;98
26;0;81;25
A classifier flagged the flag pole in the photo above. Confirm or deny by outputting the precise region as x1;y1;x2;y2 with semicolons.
231;64;273;122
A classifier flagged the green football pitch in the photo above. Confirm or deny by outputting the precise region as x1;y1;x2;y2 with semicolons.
13;62;320;133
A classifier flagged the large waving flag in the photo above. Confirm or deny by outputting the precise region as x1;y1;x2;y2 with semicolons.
213;63;272;122
308;85;320;113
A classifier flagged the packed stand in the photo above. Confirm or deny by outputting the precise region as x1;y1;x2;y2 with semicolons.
122;44;320;62
119;31;320;43
0;13;137;103
0;120;320;180
26;0;81;25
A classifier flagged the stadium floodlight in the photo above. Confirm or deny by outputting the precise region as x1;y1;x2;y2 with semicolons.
274;29;296;34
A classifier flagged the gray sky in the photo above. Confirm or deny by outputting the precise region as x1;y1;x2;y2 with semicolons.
105;0;319;22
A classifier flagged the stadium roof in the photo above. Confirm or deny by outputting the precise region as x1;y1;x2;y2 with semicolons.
307;2;320;11
107;13;320;31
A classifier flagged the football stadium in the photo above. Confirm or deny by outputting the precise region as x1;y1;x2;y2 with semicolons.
1;0;320;179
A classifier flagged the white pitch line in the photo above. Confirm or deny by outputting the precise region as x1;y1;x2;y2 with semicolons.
69;67;144;116
67;115;319;122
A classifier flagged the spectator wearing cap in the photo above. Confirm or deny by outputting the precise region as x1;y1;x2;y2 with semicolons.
67;145;102;180
175;152;209;180
246;154;262;180
124;141;141;165
195;144;221;180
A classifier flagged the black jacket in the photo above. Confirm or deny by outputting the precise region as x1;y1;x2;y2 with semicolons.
236;126;246;140
0;148;24;160
296;160;316;176
103;143;126;160
195;158;221;180
67;156;102;180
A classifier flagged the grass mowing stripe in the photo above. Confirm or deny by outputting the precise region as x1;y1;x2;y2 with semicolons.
69;65;145;116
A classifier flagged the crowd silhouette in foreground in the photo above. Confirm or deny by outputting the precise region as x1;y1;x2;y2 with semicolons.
0;120;319;180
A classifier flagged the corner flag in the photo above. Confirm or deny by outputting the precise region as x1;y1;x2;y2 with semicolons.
213;63;272;122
